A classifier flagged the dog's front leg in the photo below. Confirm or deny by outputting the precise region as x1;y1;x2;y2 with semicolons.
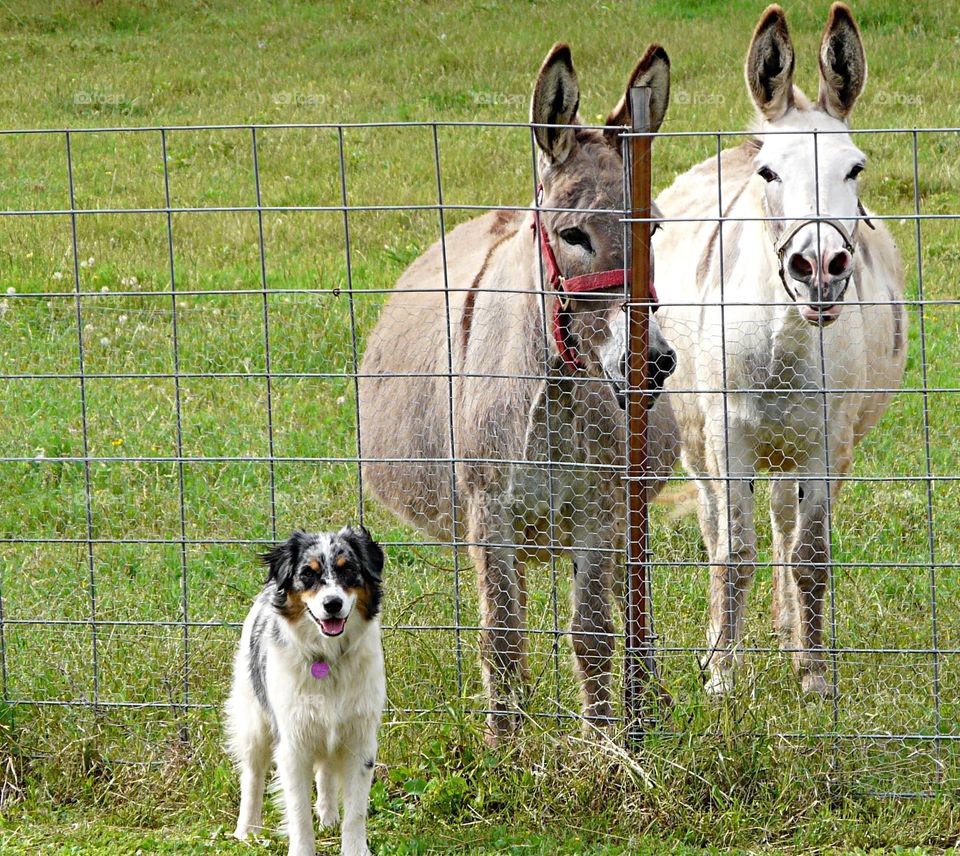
233;734;270;839
315;759;340;829
276;740;316;856
340;747;376;856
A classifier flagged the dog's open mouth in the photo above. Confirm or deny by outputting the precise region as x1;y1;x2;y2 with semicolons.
319;618;346;636
307;607;347;637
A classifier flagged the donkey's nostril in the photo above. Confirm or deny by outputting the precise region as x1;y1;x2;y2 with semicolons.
649;346;677;390
826;249;851;279
788;253;815;282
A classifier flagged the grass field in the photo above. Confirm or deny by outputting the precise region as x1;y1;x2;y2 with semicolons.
0;0;958;852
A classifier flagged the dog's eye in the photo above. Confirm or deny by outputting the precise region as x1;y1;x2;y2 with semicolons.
757;166;780;183
559;227;593;253
299;567;318;585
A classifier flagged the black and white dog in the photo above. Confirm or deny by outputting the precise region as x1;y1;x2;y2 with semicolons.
226;527;386;856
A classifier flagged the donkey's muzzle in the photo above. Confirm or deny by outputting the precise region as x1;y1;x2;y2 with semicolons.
650;344;677;392
613;343;677;410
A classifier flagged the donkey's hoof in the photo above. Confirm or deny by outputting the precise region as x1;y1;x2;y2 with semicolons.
484;712;521;747
801;673;833;697
704;670;734;697
580;709;615;742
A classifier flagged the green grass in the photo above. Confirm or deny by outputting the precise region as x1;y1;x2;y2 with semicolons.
0;0;958;852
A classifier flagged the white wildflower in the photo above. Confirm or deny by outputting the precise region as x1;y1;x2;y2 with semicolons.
99;336;110;347
53;271;64;281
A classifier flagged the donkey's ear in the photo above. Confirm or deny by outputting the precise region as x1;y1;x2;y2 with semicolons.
341;525;385;583
260;530;309;589
605;44;670;146
817;3;866;122
531;43;580;166
745;5;795;122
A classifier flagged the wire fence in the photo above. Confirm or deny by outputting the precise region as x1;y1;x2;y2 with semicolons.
0;114;956;799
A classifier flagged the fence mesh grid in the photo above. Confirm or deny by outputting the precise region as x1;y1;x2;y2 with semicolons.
0;118;956;798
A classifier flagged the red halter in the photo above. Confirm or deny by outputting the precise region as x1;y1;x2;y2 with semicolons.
533;194;658;371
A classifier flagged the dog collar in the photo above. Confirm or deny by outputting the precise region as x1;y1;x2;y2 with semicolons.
311;660;330;680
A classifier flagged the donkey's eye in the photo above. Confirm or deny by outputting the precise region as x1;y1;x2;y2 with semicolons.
757;166;780;183
846;163;865;181
559;228;594;253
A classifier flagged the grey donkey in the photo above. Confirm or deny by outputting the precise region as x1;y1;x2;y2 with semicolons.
359;43;679;742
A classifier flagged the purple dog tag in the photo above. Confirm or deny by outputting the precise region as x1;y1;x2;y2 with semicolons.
311;661;330;680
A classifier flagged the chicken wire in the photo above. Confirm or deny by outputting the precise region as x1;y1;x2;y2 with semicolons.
0;119;955;799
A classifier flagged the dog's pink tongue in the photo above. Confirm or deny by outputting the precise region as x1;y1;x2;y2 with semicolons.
321;617;345;636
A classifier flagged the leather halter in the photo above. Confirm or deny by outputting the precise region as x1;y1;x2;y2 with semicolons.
770;201;874;303
533;189;658;371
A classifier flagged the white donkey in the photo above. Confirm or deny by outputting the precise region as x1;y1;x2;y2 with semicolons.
655;3;907;696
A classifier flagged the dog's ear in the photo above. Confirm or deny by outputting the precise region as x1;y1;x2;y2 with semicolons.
341;525;385;583
260;530;310;590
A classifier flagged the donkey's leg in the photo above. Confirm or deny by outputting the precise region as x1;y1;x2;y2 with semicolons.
770;477;800;651
570;538;616;733
467;496;526;744
789;468;831;697
695;476;721;562
703;435;757;697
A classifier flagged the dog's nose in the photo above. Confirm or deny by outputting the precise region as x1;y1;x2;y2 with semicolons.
323;596;343;615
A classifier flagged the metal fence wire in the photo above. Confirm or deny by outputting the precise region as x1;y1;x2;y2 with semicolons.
0;114;956;799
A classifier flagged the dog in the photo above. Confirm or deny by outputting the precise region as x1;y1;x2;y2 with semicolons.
226;526;386;856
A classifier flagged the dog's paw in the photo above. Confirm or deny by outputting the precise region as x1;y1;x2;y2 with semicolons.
341;846;372;856
232;825;260;841
315;803;340;829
